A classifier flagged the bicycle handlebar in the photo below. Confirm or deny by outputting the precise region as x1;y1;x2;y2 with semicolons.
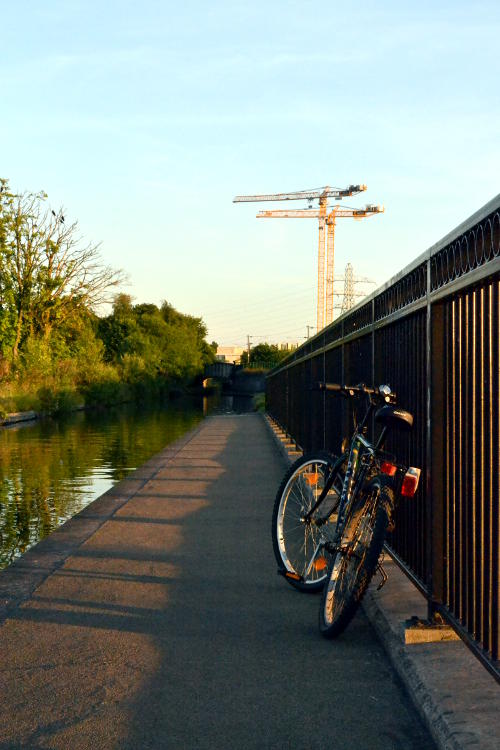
315;382;396;402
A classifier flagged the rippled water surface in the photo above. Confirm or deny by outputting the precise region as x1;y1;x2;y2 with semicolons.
0;392;260;569
0;398;210;569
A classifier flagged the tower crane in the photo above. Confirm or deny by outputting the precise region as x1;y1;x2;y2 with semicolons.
256;204;384;329
233;185;383;330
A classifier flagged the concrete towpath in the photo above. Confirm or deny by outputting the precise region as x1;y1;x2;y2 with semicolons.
0;414;435;749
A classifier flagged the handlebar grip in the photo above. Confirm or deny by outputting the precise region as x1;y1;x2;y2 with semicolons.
316;382;342;392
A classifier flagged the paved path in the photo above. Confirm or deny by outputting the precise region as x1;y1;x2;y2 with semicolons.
0;415;435;749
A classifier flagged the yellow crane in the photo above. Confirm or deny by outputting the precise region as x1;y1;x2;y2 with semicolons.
257;204;384;328
233;185;383;330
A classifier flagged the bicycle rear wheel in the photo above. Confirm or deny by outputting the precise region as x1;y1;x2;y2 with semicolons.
319;476;394;637
272;451;344;592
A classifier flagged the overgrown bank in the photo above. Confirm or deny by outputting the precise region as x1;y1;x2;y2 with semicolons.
0;179;216;416
0;294;217;417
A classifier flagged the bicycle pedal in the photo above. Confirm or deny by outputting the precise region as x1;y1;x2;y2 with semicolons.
277;568;304;582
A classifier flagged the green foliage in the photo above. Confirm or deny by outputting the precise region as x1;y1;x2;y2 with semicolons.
82;378;130;408
241;343;295;370
36;386;82;415
0;177;123;367
0;179;215;415
98;296;214;384
253;393;266;411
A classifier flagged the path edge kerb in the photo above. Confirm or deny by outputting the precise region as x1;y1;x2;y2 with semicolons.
263;412;499;750
0;418;210;623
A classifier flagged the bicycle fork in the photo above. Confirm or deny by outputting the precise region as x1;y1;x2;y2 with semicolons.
301;447;362;578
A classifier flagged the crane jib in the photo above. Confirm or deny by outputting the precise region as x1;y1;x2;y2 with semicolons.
233;184;367;202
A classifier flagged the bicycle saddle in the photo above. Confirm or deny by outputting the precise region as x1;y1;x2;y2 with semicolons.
375;404;413;432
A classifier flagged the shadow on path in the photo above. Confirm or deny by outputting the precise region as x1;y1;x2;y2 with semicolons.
0;416;436;749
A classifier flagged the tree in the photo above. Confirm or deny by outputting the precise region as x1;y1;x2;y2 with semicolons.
243;342;295;369
97;297;215;382
0;179;125;363
0;180;17;362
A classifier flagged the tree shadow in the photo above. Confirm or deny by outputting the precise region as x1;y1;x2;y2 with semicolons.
0;416;436;750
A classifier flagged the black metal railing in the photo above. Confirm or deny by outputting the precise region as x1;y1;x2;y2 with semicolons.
266;193;500;680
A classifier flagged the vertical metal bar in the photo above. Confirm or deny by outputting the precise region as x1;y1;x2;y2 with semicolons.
341;320;349;445
478;285;485;647
321;342;326;448
491;278;499;660
464;292;471;633
445;301;451;610
463;288;472;635
458;294;464;623
371;299;375;444
452;296;460;619
431;301;445;609
471;289;477;639
426;256;436;618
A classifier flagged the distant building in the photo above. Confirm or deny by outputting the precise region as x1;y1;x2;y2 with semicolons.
216;346;244;364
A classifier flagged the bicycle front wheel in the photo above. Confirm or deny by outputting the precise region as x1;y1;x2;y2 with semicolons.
319;476;394;637
272;451;344;592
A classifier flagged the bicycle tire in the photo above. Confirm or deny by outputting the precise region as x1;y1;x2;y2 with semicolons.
272;451;344;592
319;476;394;637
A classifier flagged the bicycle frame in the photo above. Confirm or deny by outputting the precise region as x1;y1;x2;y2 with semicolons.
333;432;381;545
275;380;421;601
303;394;390;525
301;399;392;579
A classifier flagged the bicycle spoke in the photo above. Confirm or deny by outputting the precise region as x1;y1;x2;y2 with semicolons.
304;542;322;578
274;454;345;590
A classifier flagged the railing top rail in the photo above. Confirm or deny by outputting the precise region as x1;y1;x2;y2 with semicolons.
268;191;500;373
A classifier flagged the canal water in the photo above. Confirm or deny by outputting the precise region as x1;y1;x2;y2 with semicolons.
0;393;257;569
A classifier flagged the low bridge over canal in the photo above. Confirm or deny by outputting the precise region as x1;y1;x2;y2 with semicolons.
266;191;500;680
204;361;236;380
204;362;266;394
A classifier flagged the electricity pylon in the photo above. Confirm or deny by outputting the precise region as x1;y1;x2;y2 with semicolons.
332;262;375;315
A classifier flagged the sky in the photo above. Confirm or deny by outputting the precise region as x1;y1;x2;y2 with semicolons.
1;1;499;347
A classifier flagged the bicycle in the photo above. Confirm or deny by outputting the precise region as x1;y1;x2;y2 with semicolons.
271;382;421;638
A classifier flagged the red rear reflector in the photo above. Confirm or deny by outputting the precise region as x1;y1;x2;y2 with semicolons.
381;461;397;476
401;467;421;497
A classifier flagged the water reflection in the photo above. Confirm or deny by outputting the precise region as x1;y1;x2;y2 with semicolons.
203;393;257;415
0;399;204;569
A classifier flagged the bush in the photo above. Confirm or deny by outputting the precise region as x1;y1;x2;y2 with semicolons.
37;386;82;415
20;337;55;380
82;377;130;407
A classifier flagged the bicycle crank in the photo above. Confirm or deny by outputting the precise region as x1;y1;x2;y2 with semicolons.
375;561;388;590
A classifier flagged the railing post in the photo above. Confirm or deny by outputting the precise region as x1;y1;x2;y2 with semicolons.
430;298;446;616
